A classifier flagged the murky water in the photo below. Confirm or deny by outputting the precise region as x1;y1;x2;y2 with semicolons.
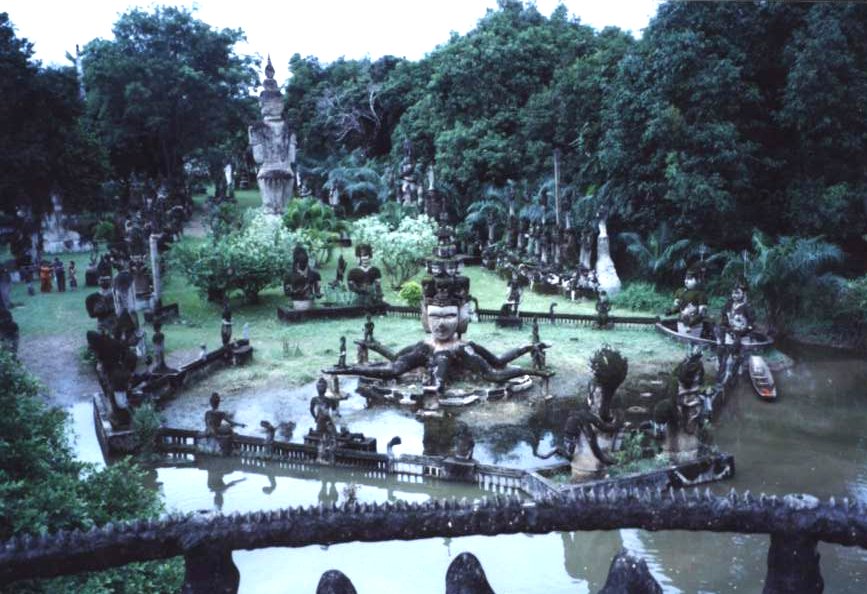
69;351;867;593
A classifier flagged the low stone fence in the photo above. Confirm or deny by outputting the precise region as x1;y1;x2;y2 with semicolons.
384;305;659;329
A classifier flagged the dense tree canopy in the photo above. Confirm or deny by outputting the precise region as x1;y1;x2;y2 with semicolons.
81;6;257;203
0;13;106;218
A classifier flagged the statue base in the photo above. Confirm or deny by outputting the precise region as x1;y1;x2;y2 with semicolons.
356;374;536;411
277;303;387;323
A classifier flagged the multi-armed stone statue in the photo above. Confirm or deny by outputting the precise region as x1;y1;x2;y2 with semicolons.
326;199;550;406
249;57;295;215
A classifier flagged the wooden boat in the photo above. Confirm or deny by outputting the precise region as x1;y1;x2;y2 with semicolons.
748;355;777;401
655;319;773;351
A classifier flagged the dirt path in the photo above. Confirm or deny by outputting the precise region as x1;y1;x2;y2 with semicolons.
19;335;99;408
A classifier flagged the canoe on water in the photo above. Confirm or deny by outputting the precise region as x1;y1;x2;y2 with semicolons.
748;355;777;401
655;319;774;351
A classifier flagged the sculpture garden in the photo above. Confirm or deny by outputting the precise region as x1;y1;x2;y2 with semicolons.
1;2;867;593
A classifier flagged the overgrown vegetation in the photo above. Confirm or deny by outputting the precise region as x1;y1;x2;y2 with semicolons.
0;350;183;592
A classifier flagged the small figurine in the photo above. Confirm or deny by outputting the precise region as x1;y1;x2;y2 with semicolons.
68;261;78;290
363;314;375;343
337;336;347;368
199;343;208;361
221;303;232;347
531;317;540;345
595;290;612;329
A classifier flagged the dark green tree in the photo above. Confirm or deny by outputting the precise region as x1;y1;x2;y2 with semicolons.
81;6;257;203
0;350;182;591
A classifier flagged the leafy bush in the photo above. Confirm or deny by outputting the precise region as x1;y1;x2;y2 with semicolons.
283;197;350;265
0;349;183;591
353;214;436;289
399;281;423;308
131;402;162;462
92;219;115;242
611;282;672;313
205;199;242;240
172;209;297;303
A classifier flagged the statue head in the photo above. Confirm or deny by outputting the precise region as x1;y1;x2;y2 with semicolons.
684;269;700;290
427;302;460;344
210;392;221;410
732;278;748;304
316;376;328;397
355;244;373;268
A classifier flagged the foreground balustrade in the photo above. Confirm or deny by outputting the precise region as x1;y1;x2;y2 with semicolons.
1;488;864;593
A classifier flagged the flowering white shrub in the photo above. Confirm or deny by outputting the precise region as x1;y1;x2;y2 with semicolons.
173;209;297;302
353;214;436;288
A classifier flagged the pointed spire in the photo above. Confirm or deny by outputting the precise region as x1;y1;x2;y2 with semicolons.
265;54;275;80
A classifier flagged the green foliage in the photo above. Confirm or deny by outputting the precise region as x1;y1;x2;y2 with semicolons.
611;282;672;314
81;6;257;199
205;200;242;240
609;431;668;477
282;197;349;264
172;210;297;303
92;220;116;242
0;349;183;592
352;214;436;289
724;232;844;335
620;223;692;288
131;402;162;462
399;281;423;308
589;345;628;397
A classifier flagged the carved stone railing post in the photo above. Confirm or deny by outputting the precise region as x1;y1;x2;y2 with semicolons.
182;544;239;594
763;534;823;594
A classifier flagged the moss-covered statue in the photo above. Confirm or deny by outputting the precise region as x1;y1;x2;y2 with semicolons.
283;245;321;308
326;204;549;400
720;278;754;345
534;346;627;477
347;243;383;305
667;266;708;337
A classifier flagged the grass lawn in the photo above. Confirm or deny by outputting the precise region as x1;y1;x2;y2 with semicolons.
6;191;700;403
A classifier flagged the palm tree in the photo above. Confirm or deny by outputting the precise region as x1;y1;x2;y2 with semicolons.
466;186;509;246
282;197;350;264
320;150;390;214
620;222;692;288
728;232;844;335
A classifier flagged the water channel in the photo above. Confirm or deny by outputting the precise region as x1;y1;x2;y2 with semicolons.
70;348;867;593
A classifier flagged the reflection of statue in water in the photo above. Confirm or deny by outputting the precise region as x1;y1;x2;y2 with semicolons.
318;480;339;506
206;466;246;511
560;531;624;587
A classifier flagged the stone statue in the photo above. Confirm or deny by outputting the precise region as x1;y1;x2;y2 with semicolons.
674;348;705;435
668;266;708;337
332;254;347;288
327;214;550;397
248;56;294;215
204;392;245;437
284;245;322;308
720;278;754;345
221;303;233;347
309;377;338;463
595;215;621;296
337;336;347;368
85;277;117;334
595;290;612;329
0;277;19;353
398;139;418;206
68;261;78;290
505;267;528;316
363;315;375;343
346;244;382;305
151;321;169;373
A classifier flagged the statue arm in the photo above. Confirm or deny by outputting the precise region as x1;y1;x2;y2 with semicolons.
325;343;428;379
459;346;552;381
467;341;537;367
